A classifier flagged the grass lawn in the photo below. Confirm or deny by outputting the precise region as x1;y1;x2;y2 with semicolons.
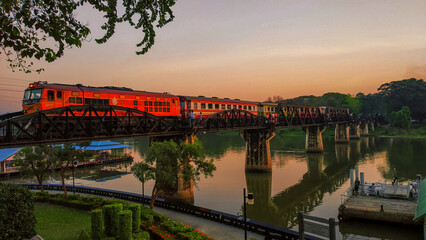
35;202;91;240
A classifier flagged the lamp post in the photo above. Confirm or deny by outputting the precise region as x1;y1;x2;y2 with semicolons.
243;188;254;240
72;161;78;195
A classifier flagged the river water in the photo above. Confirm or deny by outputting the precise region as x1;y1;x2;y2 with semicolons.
8;131;426;239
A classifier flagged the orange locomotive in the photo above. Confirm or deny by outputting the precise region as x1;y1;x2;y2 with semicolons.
22;81;181;116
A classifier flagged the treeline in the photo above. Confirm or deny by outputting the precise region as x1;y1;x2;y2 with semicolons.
268;78;426;121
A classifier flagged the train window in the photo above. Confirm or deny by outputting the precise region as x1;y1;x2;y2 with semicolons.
221;104;225;110
248;106;252;110
154;102;158;106
149;107;153;112
47;90;54;101
233;105;237;109
69;97;75;104
84;98;90;105
201;103;206;109
155;107;158;112
103;99;109;105
227;105;231;110
167;102;170;106
167;108;170;112
159;108;162;112
149;101;153;106
76;98;83;104
253;106;256;111
144;101;148;106
159;102;163;107
214;104;219;109
163;107;166;112
172;99;175;104
57;91;62;99
134;100;138;106
243;106;247;110
144;107;148;112
239;105;242;109
208;104;213;109
193;103;198;109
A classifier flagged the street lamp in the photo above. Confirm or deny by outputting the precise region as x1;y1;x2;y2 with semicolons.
243;188;254;240
72;161;78;195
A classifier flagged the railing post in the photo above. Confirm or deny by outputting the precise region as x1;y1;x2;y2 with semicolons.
298;212;304;240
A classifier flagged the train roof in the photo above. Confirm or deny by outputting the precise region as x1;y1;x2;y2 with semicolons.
27;82;177;98
181;95;257;104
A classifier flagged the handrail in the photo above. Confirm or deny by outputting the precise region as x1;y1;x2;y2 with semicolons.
20;183;322;240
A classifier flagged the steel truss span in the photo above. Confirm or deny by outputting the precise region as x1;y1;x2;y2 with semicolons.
0;105;353;148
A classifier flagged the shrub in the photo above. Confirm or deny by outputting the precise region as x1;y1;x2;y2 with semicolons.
103;204;123;237
129;204;141;233
91;209;104;240
133;231;150;240
78;229;91;240
0;183;36;239
118;210;132;240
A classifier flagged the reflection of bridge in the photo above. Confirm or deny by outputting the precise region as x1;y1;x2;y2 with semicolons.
245;137;380;228
0;104;377;148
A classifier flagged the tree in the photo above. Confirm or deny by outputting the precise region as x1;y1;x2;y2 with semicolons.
378;78;426;121
391;106;412;130
342;94;361;114
49;143;93;199
132;139;216;209
0;183;36;239
14;145;55;191
130;162;152;206
1;0;175;73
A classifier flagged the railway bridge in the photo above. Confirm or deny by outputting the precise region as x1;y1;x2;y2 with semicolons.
0;105;378;172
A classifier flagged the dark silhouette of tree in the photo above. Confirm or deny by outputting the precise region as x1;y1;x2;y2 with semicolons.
1;0;175;73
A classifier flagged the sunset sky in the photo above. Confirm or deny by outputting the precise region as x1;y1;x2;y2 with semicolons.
1;0;425;113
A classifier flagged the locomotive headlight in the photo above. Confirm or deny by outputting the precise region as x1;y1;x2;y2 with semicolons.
29;84;34;88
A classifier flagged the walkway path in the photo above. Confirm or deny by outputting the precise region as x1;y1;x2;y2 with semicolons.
37;190;264;240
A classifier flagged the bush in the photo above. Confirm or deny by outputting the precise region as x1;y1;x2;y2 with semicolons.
103;204;123;237
118;210;132;240
133;231;150;240
78;229;91;240
91;209;104;240
0;183;36;239
129;204;141;233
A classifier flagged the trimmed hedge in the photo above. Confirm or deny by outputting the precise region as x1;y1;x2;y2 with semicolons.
0;183;36;240
78;229;91;240
91;209;104;240
103;204;123;237
129;204;141;233
118;210;132;240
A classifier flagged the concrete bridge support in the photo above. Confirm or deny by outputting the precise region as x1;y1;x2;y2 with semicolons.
360;123;369;136
335;124;350;143
306;153;324;178
335;144;350;162
241;129;275;172
303;126;326;153
150;134;195;204
349;123;361;140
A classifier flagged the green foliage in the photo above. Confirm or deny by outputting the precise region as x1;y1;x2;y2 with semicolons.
91;209;104;240
78;229;91;240
129;204;141;233
103;204;123;237
0;183;36;239
118;210;133;240
391;106;412;130
378;78;426;120
14;145;55;191
132;138;215;209
1;0;176;73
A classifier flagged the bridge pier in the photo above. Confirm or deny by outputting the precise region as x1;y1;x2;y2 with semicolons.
306;153;324;178
150;134;195;204
241;129;275;172
360;123;369;136
303;126;326;153
349;123;361;140
335;124;350;143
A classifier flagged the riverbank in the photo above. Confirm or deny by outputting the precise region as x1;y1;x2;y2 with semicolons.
370;125;426;138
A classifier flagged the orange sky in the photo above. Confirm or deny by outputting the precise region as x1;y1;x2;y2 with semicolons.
1;0;426;113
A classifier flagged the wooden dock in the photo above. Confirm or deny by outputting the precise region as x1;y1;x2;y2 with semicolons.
339;195;421;225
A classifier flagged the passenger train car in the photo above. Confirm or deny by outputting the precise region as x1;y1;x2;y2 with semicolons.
22;81;350;120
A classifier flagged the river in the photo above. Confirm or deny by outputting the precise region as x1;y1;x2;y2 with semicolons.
7;131;426;239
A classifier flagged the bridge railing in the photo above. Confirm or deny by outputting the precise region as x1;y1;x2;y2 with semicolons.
20;183;321;240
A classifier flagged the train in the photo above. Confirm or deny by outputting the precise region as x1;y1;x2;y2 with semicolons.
22;81;349;119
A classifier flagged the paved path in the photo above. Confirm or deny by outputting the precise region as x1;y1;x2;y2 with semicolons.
36;190;264;240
